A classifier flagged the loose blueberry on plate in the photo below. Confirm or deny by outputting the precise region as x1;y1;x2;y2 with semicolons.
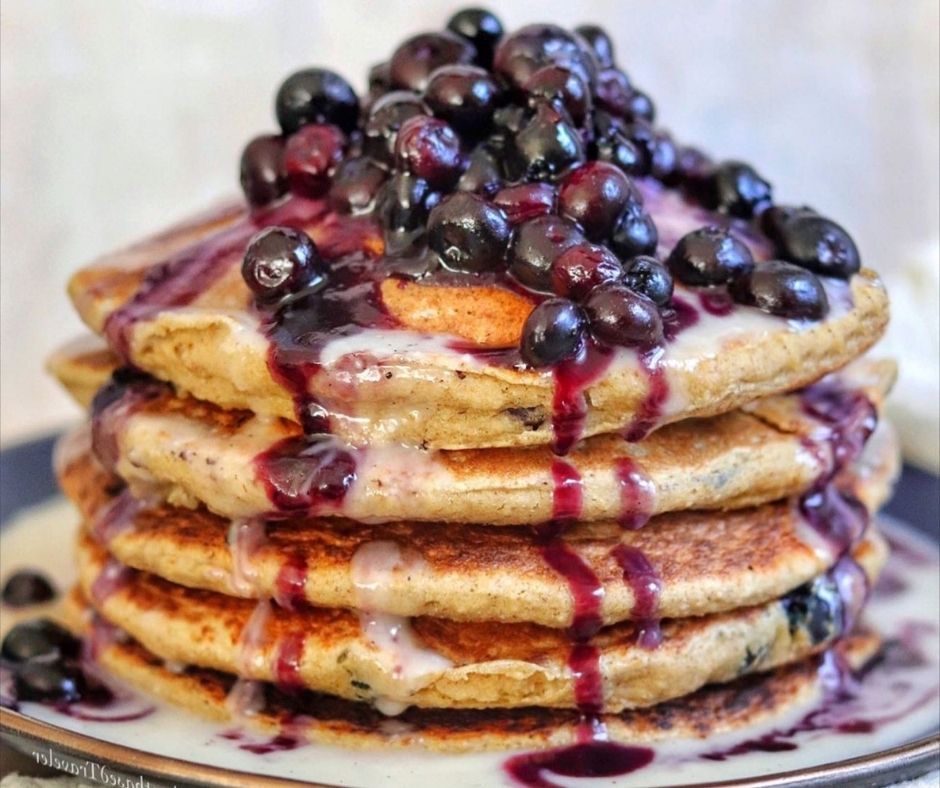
574;24;615;69
458;144;503;195
283;124;346;197
623;256;674;306
390;31;476;92
363;91;428;165
275;68;360;135
585;284;664;347
424;65;501;138
14;662;84;704
520;299;587;367
1;571;56;608
729;260;830;320
551;244;623;301
494;182;556;224
239;135;287;207
509;215;585;291
446;8;504;67
493;23;599;90
1;619;78;664
241;227;324;303
428;193;511;273
328;157;387;214
667;226;754;286
705;160;773;219
524;65;591;125
610;201;658;258
394;115;464;188
775;214;861;279
558;161;636;242
512;101;586;181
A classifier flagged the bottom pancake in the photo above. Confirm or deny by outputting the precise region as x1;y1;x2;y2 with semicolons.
60;588;882;752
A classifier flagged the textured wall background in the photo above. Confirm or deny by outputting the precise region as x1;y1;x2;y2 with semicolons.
1;0;937;466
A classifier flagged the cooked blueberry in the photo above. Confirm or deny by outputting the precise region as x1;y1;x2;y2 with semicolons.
649;130;678;182
623;256;674;306
493;23;599;89
494;182;556;224
424;65;500;138
239;135;287;208
378;172;440;244
594;131;643;176
428;193;510;273
782;576;841;644
283;124;346;197
328;157;387;214
666;226;754;286
1;619;78;664
676;145;713;182
585;284;663;348
574;25;615;68
488;104;528;163
458;144;503;195
610;201;658;258
775;214;860;279
520;299;587;367
14;662;84;704
624;89;655;123
363;91;428;165
759;204;817;243
275;68;360;135
242;227;324;302
729;260;829;320
394;115;463;188
705;160;773;218
389;32;475;92
594;68;632;116
512;101;585;181
446;8;504;67
622;119;656;176
367;62;392;99
509;215;585;291
524;65;591;125
2;571;56;608
551;244;623;301
558;161;635;242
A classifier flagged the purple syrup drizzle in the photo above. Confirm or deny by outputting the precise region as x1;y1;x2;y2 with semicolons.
503;741;654;788
90;370;168;472
90;559;133;607
623;347;669;442
273;632;306;691
539;541;604;642
90;488;146;545
698;290;735;317
551;340;614;455
274;554;309;610
611;544;663;649
614;457;655;530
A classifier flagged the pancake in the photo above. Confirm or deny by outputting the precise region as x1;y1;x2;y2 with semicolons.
74;532;885;713
66;182;889;451
58;426;898;628
60;588;882;752
48;344;895;525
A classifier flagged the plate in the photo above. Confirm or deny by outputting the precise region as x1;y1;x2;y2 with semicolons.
1;433;938;788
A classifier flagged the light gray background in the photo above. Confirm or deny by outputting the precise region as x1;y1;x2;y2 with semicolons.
1;0;938;466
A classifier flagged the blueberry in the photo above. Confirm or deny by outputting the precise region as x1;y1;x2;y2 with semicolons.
494;24;599;90
622;119;656;176
623;256;674;306
488;104;528;163
283;124;346;197
775;215;861;279
558;161;636;242
367;62;392;100
524;65;591;125
520;299;587;367
14;662;84;704
649;130;678;183
512;101;585;181
446;8;504;67
676;146;713;182
594;131;643;176
729;260;830;320
782;576;841;644
574;25;615;69
239;135;287;208
551;244;623;301
363;91;428;165
585;284;664;348
2;571;55;608
390;32;475;92
457;144;503;195
610;201;658;258
275;68;360;135
704;160;773;219
1;619;78;664
493;182;556;224
624;89;655;123
594;68;633;116
394;115;463;188
424;65;501;138
667;226;754;286
241;227;324;303
509;215;585;291
428;193;511;273
328;157;387;214
378;172;440;242
759;204;817;243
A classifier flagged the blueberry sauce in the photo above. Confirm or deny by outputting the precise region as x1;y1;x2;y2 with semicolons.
698;289;735;317
90;559;134;606
611;544;663;649
90;487;147;545
274;554;309;610
220;727;305;755
623;346;669;442
542;459;583;537
614;457;655;530
503;740;654;787
550;340;613;455
273;632;306;690
538;541;604;642
90;370;168;472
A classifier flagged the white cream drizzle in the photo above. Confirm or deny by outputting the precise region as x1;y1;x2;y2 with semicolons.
226;518;267;596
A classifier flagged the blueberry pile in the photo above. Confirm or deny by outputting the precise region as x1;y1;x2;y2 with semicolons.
238;9;863;367
1;619;92;704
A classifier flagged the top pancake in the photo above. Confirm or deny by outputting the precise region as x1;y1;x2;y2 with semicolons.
65;182;889;450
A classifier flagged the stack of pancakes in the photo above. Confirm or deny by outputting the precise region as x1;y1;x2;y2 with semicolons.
47;190;896;751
